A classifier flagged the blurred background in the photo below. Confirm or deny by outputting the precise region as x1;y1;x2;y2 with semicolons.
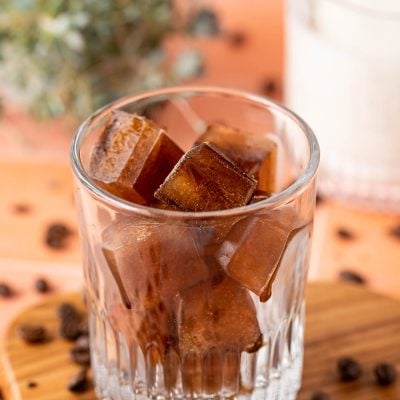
0;0;399;337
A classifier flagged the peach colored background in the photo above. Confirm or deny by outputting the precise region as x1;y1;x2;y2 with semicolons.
1;0;400;339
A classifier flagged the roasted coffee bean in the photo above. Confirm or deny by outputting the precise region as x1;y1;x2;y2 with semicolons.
75;335;90;350
45;223;71;249
60;318;82;341
339;270;366;285
13;203;31;214
78;321;89;337
309;390;330;400
261;79;277;96
227;31;247;47
67;367;89;393
70;346;91;366
389;225;400;239
57;302;82;321
336;228;355;240
316;193;324;205
337;357;362;382
35;278;50;293
27;381;38;389
374;363;397;386
18;324;48;344
0;283;13;298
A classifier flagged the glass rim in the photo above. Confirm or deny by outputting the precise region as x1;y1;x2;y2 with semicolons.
323;0;400;19
70;85;320;220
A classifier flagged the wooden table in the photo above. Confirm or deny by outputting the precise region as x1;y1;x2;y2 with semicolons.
1;282;399;399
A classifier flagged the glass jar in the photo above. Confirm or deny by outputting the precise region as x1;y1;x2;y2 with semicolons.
285;0;400;211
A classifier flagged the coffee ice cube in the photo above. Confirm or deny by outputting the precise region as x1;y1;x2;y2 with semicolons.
155;143;257;211
90;110;183;202
195;124;277;194
215;207;303;302
177;276;261;356
109;298;174;364
101;218;209;310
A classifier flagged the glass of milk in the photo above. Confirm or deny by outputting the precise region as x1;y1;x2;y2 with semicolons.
285;0;400;211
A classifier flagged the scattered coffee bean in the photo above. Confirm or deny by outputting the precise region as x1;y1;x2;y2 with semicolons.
45;223;71;249
337;357;362;382
309;390;330;400
57;302;82;321
67;367;89;393
389;225;400;239
260;79;277;96
374;362;397;386
0;283;13;298
339;270;366;285
316;193;324;205
27;381;38;389
12;203;31;214
78;321;89;337
227;31;247;47
336;228;355;240
60;318;82;341
18;324;48;344
75;334;90;350
35;278;51;293
70;345;91;366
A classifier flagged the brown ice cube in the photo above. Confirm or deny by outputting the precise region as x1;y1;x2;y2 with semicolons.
195;124;278;194
215;207;303;302
177;276;261;356
155;143;257;211
109;298;175;365
101;218;209;310
90;110;183;202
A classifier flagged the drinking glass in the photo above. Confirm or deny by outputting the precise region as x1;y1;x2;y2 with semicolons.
71;86;319;400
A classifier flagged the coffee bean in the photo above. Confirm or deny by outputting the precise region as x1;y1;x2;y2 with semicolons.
389;225;400;239
0;283;13;298
316;193;324;206
339;270;366;285
309;390;330;400
45;223;71;249
336;228;355;240
75;335;90;350
70;346;91;366
0;388;4;400
260;79;278;96
27;381;38;389
337;357;362;381
227;31;247;47
59;318;82;341
18;324;48;344
12;204;31;214
374;363;397;386
78;321;89;337
67;367;89;393
57;302;82;321
35;278;51;293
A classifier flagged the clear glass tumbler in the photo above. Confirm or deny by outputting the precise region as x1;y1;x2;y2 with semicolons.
71;87;319;400
285;0;400;211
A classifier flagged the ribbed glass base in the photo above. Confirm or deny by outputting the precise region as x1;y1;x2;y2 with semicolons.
89;302;304;400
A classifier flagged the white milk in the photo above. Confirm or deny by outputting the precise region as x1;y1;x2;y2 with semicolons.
285;0;400;210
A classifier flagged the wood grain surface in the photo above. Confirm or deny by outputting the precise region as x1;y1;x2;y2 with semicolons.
1;282;400;399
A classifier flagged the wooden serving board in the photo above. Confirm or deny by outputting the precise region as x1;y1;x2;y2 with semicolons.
1;283;400;399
